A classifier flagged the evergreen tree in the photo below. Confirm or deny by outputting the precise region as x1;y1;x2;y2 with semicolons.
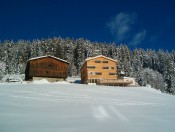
0;36;174;94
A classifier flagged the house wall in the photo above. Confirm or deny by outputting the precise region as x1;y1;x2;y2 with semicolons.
26;57;69;80
81;61;88;84
81;56;117;84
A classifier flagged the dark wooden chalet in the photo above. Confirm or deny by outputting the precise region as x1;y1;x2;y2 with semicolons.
25;55;70;81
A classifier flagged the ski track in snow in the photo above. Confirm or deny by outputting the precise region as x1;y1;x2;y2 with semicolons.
1;83;175;132
92;105;129;122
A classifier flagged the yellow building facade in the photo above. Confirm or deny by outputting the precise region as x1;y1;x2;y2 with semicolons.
81;55;117;84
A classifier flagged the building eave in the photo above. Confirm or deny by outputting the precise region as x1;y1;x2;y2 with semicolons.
80;55;117;70
85;55;117;63
28;55;70;64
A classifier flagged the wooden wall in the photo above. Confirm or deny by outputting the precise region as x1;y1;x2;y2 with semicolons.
81;56;117;84
81;61;87;83
25;57;69;80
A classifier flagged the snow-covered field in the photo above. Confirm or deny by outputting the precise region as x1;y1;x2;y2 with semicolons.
0;81;175;132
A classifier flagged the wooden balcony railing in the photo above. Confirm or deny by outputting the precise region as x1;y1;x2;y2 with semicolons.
97;79;133;86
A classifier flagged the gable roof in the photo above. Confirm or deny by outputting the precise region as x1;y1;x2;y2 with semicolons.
80;55;117;70
28;55;70;64
85;55;117;62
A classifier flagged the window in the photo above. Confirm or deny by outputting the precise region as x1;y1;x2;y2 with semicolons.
92;79;95;83
95;60;101;63
111;67;114;69
87;66;95;69
95;72;102;75
103;67;109;69
109;73;116;75
89;79;95;83
48;64;52;69
89;72;95;75
95;79;98;83
102;61;108;63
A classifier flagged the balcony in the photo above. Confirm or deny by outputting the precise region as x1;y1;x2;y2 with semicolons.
97;79;133;86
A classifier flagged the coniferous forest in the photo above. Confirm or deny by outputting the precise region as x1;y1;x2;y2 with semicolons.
0;37;175;94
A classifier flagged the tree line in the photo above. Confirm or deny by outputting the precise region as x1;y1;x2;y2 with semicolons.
0;37;174;94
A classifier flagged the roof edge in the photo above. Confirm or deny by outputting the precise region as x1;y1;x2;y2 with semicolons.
28;55;70;64
85;55;117;62
80;55;117;70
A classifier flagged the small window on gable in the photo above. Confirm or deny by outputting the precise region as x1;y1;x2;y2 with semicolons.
103;67;109;69
95;60;101;63
87;66;95;69
102;61;108;63
109;73;116;75
111;67;114;69
95;72;102;75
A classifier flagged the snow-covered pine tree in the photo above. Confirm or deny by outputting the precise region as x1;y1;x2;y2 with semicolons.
74;39;86;76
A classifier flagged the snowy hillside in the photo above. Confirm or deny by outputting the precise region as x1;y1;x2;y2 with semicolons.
0;82;175;132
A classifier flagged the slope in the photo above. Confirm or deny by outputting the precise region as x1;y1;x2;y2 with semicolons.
0;82;175;132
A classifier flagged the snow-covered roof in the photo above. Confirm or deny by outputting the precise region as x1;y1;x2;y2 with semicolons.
85;55;117;62
80;55;117;70
28;55;70;64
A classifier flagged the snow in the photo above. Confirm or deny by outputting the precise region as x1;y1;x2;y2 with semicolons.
66;77;81;83
32;79;71;84
0;82;175;132
1;74;25;83
32;79;50;84
85;55;117;62
28;55;70;64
